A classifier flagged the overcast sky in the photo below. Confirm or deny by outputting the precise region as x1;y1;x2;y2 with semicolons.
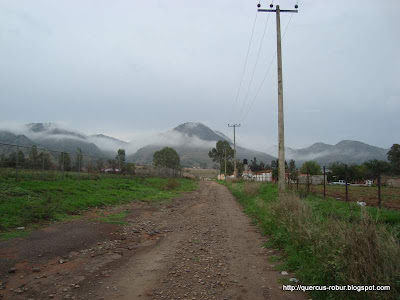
0;0;399;151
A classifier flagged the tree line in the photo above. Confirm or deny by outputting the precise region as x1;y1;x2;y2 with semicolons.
0;146;136;174
207;141;400;182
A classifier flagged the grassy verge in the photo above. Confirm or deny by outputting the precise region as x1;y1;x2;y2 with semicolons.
0;175;197;234
221;180;400;300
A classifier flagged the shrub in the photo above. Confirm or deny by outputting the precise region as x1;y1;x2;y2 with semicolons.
271;193;400;298
164;178;180;190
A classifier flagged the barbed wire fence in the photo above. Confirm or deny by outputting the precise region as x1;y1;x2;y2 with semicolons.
0;142;180;181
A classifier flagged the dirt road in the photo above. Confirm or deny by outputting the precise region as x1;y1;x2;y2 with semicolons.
0;181;306;300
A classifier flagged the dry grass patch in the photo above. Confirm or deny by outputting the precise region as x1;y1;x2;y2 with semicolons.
244;182;261;197
272;192;400;298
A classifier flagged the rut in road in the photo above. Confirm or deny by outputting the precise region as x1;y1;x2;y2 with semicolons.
82;181;306;300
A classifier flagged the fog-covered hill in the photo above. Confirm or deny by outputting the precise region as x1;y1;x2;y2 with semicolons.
266;140;389;166
127;122;276;167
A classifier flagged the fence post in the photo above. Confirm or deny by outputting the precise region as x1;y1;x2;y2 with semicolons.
16;144;19;182
62;152;65;180
345;164;349;202
78;151;81;175
41;148;45;180
323;166;326;199
378;174;382;209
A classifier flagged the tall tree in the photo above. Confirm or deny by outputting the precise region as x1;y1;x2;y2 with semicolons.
59;152;71;171
153;147;181;170
301;161;321;192
288;159;298;182
250;157;260;172
75;148;83;172
28;145;40;169
387;144;400;174
38;152;53;170
116;149;126;171
208;141;234;174
116;149;126;163
328;162;347;181
96;158;105;171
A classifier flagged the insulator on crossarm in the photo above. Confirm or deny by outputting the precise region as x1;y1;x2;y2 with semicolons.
257;3;261;8
270;4;273;8
295;4;298;9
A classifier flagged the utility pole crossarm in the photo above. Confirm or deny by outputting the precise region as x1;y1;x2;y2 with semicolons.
258;9;298;13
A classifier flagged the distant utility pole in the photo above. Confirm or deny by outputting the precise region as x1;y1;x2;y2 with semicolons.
224;147;227;179
228;124;241;178
258;4;298;193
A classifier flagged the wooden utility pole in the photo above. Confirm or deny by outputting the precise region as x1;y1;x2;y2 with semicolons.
258;4;298;193
228;124;241;178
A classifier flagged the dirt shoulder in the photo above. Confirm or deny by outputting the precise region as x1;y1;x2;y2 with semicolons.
0;181;306;300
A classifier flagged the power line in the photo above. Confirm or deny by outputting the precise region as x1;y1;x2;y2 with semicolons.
229;11;259;123
240;7;297;123
239;3;274;116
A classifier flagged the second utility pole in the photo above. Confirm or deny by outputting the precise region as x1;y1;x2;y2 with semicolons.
228;124;241;178
258;4;298;193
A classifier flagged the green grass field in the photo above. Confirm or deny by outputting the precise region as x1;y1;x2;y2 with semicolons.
0;171;197;233
222;180;400;300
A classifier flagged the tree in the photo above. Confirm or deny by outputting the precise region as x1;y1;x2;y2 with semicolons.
125;163;135;175
208;141;234;174
38;152;53;170
348;164;368;183
96;158;105;171
153;147;181;170
250;157;261;172
0;153;5;167
271;159;288;182
75;148;83;172
116;149;126;171
388;144;400;175
271;159;278;181
364;159;390;208
288;159;298;182
116;149;126;163
59;152;71;171
300;161;321;192
328;162;347;181
28;145;40;169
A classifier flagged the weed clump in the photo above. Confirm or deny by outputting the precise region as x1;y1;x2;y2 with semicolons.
272;193;400;298
164;178;180;190
244;182;261;197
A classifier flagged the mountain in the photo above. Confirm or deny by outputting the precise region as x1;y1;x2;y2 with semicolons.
0;131;35;156
89;134;128;145
27;123;86;139
88;134;129;158
25;123;105;157
0;131;34;147
0;124;106;157
174;122;230;142
266;140;389;166
127;122;276;167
